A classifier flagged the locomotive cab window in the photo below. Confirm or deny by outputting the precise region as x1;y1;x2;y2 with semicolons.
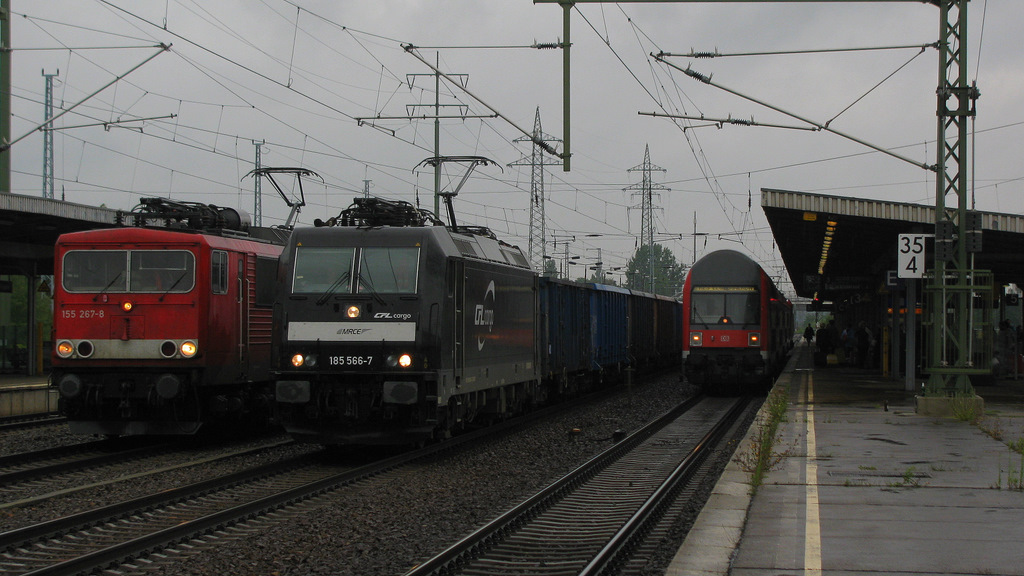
63;250;195;294
129;251;195;293
292;247;355;294
62;250;128;293
357;247;419;294
691;289;760;327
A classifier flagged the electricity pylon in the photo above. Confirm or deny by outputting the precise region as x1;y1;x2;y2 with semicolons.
625;144;668;292
510;108;562;271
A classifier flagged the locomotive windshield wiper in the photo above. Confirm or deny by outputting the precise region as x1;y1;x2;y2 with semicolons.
316;271;350;306
93;271;123;302
356;269;387;306
159;271;189;301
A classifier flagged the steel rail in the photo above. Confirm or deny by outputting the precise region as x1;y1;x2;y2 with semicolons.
401;394;709;576
8;380;642;576
579;396;750;575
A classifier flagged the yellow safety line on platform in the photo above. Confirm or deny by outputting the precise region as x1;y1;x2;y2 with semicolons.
804;372;822;575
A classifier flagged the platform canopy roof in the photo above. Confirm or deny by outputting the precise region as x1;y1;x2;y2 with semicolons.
0;194;120;276
761;188;1024;302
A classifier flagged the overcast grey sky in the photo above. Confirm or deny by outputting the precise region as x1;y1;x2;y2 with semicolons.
7;1;1022;294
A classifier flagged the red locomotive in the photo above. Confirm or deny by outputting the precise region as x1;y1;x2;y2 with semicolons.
51;198;287;435
682;249;793;393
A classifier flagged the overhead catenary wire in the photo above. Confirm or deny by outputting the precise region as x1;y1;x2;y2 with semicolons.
654;55;936;173
575;5;750;249
2;44;171;152
10;2;1017;285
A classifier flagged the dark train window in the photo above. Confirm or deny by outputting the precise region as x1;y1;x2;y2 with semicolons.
211;251;228;295
357;247;419;294
691;291;760;326
63;250;128;293
293;247;354;294
129;251;195;293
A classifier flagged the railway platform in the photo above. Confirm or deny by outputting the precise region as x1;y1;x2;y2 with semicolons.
668;344;1024;576
0;373;56;418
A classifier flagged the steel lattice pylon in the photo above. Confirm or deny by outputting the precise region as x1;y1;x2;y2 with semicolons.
510;108;561;272
625;144;668;292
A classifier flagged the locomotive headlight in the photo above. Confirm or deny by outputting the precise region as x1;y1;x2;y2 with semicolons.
56;340;75;358
690;332;703;347
386;353;414;368
304;354;318;368
291;353;305;367
346;305;361;318
748;332;761;347
180;340;198;357
121;301;133;312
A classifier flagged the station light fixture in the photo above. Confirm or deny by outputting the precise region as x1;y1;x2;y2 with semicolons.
817;220;838;275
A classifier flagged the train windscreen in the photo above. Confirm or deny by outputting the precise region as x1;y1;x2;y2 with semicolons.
62;250;195;294
357;247;419;294
690;288;759;326
292;247;355;294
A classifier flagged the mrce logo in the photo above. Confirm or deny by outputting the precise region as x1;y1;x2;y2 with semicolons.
374;312;412;320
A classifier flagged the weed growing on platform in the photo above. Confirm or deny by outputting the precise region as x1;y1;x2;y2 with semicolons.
950;395;981;423
998;448;1024;491
887;466;922;488
1009;437;1024;455
979;417;1005;442
737;383;790;492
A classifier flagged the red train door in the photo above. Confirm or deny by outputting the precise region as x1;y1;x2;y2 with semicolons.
237;254;248;372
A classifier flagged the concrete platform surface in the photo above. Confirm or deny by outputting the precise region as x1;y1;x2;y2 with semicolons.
667;345;1024;576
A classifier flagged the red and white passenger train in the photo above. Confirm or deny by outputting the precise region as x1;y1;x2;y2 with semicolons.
51;198;287;435
682;249;793;394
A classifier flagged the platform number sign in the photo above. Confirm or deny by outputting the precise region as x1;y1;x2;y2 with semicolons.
897;234;926;278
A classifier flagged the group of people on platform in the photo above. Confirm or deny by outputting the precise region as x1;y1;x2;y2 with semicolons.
803;319;879;369
802;316;1024;378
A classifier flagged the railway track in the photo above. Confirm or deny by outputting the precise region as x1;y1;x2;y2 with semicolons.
0;415;65;433
0;451;359;576
0;374;707;576
0;439;176;488
0;436;297;516
0;382;627;576
403;395;750;576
